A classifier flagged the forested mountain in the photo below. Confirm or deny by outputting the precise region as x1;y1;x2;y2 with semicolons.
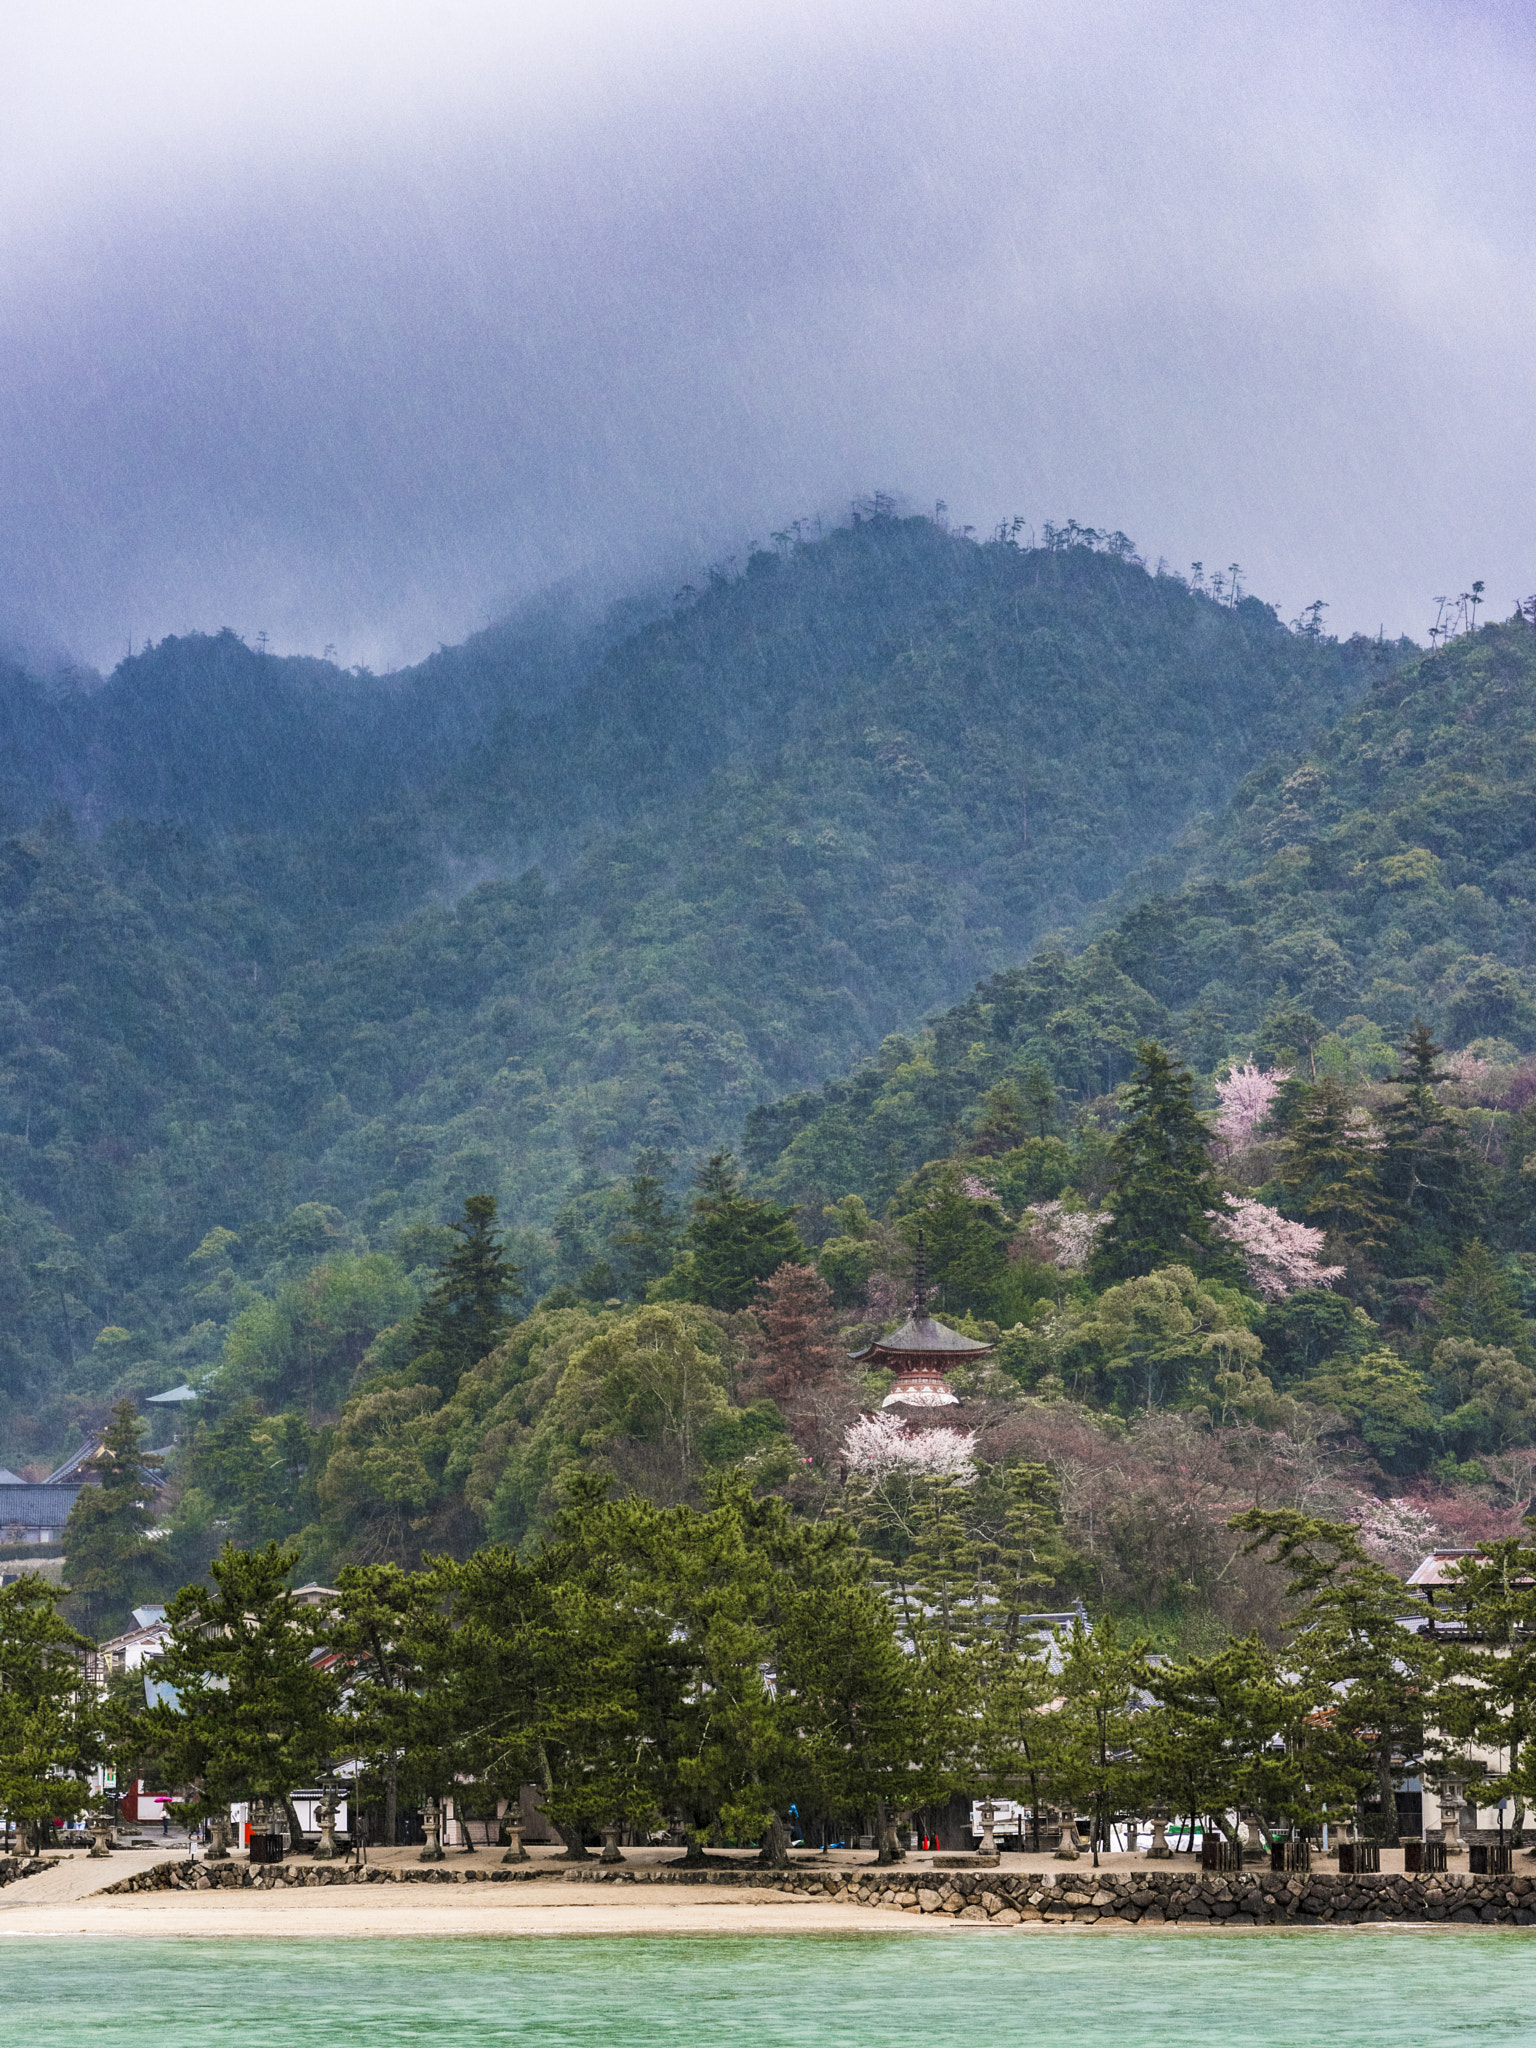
748;616;1536;1215
0;514;1376;1454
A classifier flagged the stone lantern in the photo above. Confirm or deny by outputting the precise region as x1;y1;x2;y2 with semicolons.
207;1812;231;1861
977;1800;998;1858
502;1820;529;1865
87;1811;114;1858
313;1781;341;1860
1439;1781;1466;1855
600;1824;625;1864
1145;1803;1172;1859
420;1794;445;1862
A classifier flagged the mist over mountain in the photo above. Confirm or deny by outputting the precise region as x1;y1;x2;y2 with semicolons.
0;513;1377;1448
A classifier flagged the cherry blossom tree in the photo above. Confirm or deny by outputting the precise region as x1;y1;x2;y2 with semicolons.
960;1174;1000;1203
1354;1494;1438;1571
1210;1197;1344;1300
841;1411;977;1481
1014;1202;1108;1272
1214;1063;1288;1156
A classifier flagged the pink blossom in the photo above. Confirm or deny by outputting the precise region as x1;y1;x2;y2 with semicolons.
1441;1050;1492;1087
1214;1063;1288;1154
961;1174;1000;1203
1354;1494;1439;1570
1210;1197;1344;1300
1015;1202;1108;1272
842;1410;978;1480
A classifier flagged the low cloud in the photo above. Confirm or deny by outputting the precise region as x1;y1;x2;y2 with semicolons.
0;0;1532;669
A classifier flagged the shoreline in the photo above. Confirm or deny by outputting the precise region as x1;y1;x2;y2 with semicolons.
2;1848;1533;1940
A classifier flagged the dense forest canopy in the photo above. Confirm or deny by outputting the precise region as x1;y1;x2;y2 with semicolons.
10;511;1536;1673
0;514;1379;1450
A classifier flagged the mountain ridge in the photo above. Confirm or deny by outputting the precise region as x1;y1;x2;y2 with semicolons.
0;514;1380;1445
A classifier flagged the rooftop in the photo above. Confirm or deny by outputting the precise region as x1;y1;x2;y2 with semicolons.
1406;1549;1480;1590
848;1236;994;1371
0;1482;82;1523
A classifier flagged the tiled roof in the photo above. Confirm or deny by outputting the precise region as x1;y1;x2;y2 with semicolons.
850;1312;993;1361
0;1483;81;1525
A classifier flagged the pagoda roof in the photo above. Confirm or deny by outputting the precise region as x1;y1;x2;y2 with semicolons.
848;1231;994;1368
850;1311;993;1365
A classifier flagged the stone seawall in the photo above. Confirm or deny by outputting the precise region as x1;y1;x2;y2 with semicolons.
102;1858;1536;1923
0;1856;55;1888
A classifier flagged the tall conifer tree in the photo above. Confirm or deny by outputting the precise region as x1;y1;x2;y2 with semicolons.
683;1154;806;1310
1377;1022;1484;1271
1276;1076;1391;1250
62;1399;164;1637
1090;1042;1235;1286
406;1194;522;1396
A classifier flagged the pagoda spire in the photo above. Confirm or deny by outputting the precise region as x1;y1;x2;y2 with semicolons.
910;1230;930;1318
848;1227;993;1409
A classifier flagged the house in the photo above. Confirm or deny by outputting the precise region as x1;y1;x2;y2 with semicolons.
88;1605;171;1690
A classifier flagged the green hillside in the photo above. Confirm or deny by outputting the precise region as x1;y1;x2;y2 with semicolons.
0;515;1371;1453
748;615;1536;1216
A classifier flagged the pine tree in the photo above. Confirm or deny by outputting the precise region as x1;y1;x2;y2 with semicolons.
1232;1509;1436;1846
1140;1634;1352;1848
610;1152;682;1295
902;1174;1010;1315
1436;1239;1535;1367
1376;1021;1485;1272
1276;1077;1391;1250
0;1577;100;1849
406;1194;522;1396
1090;1042;1236;1286
62;1399;164;1637
683;1153;807;1311
969;1080;1027;1155
1051;1616;1151;1865
1022;1060;1058;1139
1433;1541;1536;1839
143;1541;340;1839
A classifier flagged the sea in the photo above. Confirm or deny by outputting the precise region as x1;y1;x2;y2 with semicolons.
2;1931;1533;2046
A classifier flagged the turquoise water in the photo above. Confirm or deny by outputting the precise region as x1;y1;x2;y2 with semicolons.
2;1933;1534;2046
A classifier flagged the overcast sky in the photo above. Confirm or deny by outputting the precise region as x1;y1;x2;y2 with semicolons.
1;0;1532;672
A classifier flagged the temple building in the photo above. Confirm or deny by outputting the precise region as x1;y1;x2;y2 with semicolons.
849;1241;993;1407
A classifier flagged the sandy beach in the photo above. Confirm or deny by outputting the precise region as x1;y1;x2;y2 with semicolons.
0;1872;958;1940
3;1840;1489;1940
0;1846;986;1940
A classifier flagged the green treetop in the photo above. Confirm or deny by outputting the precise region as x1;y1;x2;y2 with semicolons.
610;1153;683;1296
1275;1077;1391;1252
660;1153;807;1311
404;1195;523;1397
0;1576;101;1850
143;1541;340;1834
62;1398;165;1637
897;1170;1010;1316
1090;1042;1237;1288
1376;1022;1485;1273
1434;1239;1534;1368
